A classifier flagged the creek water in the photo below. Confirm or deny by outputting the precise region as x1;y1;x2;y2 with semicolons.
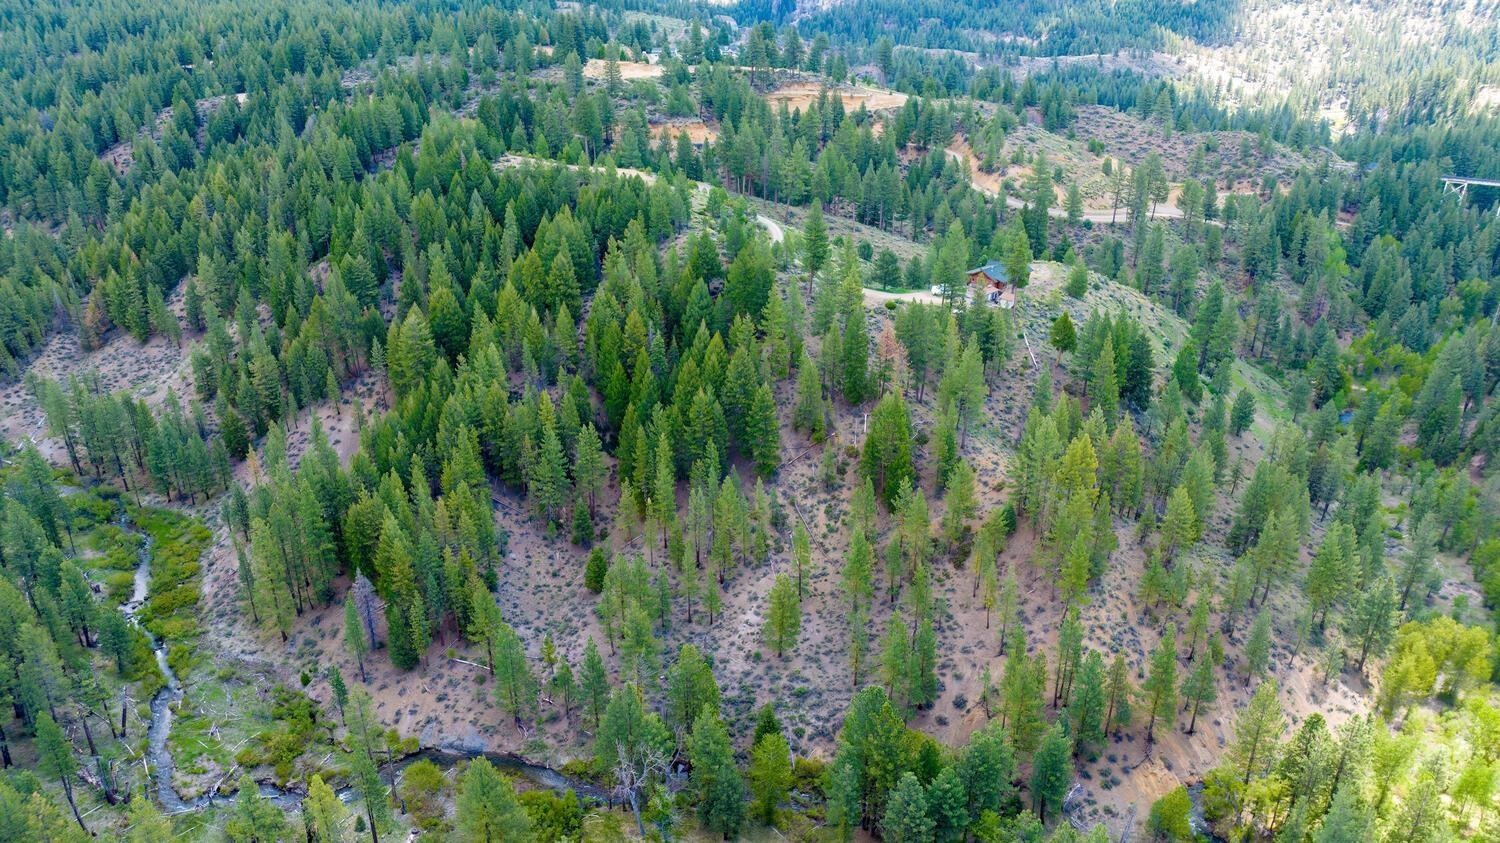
118;514;198;813
114;512;599;815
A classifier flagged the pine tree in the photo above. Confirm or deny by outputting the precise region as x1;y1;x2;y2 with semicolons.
748;732;793;826
1160;484;1199;562
304;774;350;842
1091;335;1119;421
882;772;934;843
1147;787;1193;842
1066;183;1085;226
344;595;368;682
35;713;86;832
862;391;915;505
938;342;986;447
1050;312;1077;356
1313;783;1374;843
1066;257;1089;298
1231;680;1285;784
573;424;606;516
455;757;533;841
802;204;829;296
1005;226;1033;287
492;620;538;726
792;351;826;439
529;402;569;524
1105;654;1134;736
910;616;939;708
881;612;912;707
941;460;977;548
1001;639;1046;755
227;773;289;842
581;638;611;728
125;787;173;841
840;288;870;405
1030;724;1073;823
651;430;676;549
1344;575;1397;672
1397;516;1437;611
665;644;720;735
1230;389;1256;436
792;521;813;601
1306;523;1355;629
1183;596;1211;663
1181;649;1217;735
689;706;745;839
763;574;802;658
1245;610;1272;684
843;527;875;611
762;288;793;379
745;383;782;476
1070;650;1108;753
1142;625;1179;743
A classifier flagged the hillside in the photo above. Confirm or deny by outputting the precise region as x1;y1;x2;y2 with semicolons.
0;1;1497;842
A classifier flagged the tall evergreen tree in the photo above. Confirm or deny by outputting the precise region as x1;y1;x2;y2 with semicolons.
748;732;793;826
1142;626;1179;743
1030;724;1073;824
689;706;745;839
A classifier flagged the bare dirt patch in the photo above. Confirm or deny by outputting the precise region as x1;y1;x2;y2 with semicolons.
765;81;909;113
584;58;662;81
652;120;719;145
1473;84;1500;115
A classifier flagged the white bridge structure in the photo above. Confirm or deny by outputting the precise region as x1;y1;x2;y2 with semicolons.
1441;176;1500;215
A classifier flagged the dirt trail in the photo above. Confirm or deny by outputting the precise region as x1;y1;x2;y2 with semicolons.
862;287;941;307
756;214;785;243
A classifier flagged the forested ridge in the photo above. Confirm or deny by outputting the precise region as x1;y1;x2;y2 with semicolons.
0;0;1498;841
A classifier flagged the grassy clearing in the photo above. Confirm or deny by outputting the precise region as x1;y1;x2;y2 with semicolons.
132;504;211;645
81;522;141;606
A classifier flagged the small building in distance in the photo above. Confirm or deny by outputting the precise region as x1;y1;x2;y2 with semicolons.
966;262;1017;309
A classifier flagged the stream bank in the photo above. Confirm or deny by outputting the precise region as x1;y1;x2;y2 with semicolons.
115;510;600;815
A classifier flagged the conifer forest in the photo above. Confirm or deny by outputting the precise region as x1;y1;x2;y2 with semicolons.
0;0;1499;840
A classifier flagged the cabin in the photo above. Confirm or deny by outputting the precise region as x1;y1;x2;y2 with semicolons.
965;262;1017;309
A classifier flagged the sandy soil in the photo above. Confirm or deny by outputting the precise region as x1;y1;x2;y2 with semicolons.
765;81;909;113
652;120;719;145
945;138;1003;196
584;58;661;81
1473;84;1500;115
